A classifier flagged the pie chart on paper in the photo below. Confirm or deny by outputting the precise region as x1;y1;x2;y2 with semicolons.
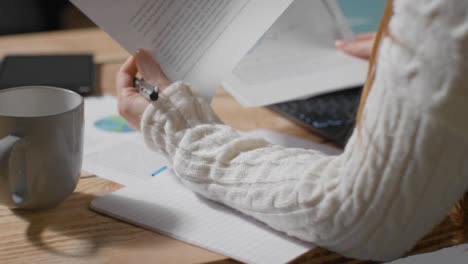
94;116;134;133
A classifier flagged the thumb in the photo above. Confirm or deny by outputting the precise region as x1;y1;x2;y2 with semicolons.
134;49;171;89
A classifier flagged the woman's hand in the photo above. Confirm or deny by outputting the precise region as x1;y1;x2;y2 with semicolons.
335;33;375;60
116;49;172;130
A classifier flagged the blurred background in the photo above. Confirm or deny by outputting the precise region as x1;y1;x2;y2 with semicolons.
0;0;385;36
0;0;95;35
337;0;386;33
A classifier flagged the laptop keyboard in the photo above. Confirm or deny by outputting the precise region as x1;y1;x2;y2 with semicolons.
268;87;362;147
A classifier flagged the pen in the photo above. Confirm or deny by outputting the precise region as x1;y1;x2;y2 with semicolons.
133;77;159;101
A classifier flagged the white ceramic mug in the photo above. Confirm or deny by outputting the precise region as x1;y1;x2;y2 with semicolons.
0;86;84;210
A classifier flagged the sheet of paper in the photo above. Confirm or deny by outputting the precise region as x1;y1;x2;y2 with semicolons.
386;243;468;264
223;0;368;107
83;96;341;187
83;96;341;262
71;0;294;99
83;96;140;156
83;96;167;187
90;170;316;264
84;93;464;263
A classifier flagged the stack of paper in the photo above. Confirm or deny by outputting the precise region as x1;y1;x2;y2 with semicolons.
71;0;368;106
83;96;342;263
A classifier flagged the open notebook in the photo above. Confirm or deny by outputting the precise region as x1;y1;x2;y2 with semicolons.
90;171;315;264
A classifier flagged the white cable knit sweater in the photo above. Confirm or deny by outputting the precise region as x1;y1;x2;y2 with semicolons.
140;0;468;261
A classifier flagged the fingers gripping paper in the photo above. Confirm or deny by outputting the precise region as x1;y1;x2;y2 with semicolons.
70;0;294;100
71;0;365;106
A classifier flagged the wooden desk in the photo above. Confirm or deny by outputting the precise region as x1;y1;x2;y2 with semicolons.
0;29;464;264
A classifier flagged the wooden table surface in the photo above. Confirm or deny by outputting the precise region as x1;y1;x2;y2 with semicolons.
0;28;465;264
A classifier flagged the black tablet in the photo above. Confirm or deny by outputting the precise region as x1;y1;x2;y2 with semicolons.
0;54;95;95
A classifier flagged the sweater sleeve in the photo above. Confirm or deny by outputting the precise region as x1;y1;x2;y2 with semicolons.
140;0;468;261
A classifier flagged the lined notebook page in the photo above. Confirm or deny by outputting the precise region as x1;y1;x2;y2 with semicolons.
90;169;316;264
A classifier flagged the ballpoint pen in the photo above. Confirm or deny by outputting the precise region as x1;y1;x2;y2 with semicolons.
133;77;159;101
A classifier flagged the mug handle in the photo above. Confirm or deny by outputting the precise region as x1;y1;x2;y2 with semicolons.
0;135;28;207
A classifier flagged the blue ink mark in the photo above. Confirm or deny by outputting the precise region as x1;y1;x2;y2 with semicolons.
152;166;167;177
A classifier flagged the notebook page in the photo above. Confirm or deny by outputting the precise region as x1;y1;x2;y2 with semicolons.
386;243;468;264
90;169;316;264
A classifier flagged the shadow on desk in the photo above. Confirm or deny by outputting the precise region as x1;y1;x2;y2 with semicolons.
13;192;105;257
11;187;178;259
4;177;467;264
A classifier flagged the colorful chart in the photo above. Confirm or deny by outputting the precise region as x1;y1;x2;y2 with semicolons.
94;116;134;133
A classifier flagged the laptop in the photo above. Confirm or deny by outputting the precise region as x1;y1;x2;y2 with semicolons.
267;0;384;147
268;87;362;147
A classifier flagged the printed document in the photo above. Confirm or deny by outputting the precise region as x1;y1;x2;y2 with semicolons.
71;0;366;104
71;0;294;101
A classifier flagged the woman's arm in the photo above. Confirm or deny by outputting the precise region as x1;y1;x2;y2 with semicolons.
117;0;468;260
